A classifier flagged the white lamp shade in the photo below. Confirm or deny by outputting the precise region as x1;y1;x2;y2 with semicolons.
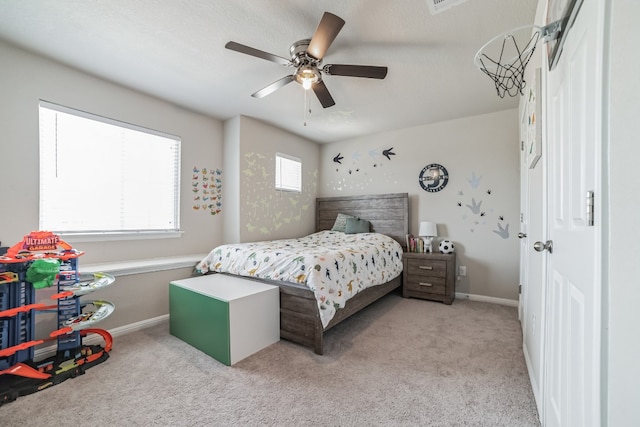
418;221;438;237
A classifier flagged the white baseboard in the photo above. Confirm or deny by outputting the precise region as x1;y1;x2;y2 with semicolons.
34;314;169;361
455;292;519;307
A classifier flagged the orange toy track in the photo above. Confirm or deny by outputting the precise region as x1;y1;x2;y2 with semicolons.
0;303;57;319
80;328;113;356
0;363;51;380
0;328;112;379
0;340;46;359
0;317;113;359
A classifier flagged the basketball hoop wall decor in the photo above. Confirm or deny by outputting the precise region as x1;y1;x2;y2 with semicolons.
474;2;585;99
546;0;585;70
474;25;542;98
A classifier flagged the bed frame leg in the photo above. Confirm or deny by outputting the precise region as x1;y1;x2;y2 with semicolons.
314;335;323;355
314;322;324;355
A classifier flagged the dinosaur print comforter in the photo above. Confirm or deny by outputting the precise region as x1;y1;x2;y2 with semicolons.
195;230;403;328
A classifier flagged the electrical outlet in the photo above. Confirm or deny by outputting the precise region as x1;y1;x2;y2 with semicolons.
459;266;466;276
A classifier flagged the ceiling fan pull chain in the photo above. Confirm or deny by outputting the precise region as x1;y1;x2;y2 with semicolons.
303;89;309;127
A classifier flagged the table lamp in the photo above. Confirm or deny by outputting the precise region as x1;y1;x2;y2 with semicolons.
418;221;438;253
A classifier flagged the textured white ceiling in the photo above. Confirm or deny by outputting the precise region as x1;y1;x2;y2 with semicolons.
0;0;537;143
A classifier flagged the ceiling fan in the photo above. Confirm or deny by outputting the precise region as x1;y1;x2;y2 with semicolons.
225;11;388;108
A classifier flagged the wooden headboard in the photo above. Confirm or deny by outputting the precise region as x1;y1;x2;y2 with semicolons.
315;193;409;247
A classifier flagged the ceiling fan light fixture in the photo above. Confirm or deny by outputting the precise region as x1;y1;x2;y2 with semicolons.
295;65;319;90
301;76;316;90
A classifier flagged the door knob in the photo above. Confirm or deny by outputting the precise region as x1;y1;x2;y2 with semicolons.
533;240;553;253
518;232;527;239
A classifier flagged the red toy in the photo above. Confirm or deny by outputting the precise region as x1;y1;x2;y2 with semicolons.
0;232;115;405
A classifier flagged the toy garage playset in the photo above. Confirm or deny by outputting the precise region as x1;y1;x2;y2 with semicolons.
0;231;115;405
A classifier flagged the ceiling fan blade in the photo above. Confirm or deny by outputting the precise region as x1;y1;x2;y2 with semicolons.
306;12;345;61
251;75;295;98
225;41;292;66
323;64;388;79
312;80;335;108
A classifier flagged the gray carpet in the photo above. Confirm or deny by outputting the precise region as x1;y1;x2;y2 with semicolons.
2;293;540;426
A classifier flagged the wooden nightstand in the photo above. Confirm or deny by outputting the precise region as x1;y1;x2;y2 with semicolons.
402;252;456;304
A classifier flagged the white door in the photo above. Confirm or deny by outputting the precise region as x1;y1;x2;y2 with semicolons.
519;107;529;323
521;68;546;416
543;0;603;425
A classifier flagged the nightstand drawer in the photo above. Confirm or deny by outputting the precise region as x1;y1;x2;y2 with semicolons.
402;252;455;304
406;259;447;278
405;276;446;295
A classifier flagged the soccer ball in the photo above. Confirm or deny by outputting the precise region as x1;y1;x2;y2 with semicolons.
438;240;455;254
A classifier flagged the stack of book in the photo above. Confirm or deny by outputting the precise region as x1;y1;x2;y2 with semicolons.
405;234;429;253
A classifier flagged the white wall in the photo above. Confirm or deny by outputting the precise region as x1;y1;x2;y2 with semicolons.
224;115;320;243
606;0;640;424
0;40;224;330
319;109;521;301
223;116;242;244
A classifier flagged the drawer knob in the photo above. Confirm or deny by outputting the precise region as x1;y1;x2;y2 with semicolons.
418;266;433;270
418;282;433;287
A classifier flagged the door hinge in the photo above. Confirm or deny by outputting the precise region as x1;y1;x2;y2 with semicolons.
519;284;522;294
587;190;594;226
521;140;524;151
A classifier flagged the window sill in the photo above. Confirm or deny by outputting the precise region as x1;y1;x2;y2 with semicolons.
82;254;206;277
60;230;184;244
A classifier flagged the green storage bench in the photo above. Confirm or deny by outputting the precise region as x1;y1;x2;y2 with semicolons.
169;274;279;365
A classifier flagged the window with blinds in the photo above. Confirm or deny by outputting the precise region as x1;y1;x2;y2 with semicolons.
275;153;301;193
39;101;181;238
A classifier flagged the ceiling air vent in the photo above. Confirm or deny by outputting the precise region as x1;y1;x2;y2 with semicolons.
426;0;470;15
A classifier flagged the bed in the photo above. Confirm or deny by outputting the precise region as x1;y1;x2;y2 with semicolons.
197;193;409;354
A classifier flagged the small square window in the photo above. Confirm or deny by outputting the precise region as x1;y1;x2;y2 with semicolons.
275;153;301;193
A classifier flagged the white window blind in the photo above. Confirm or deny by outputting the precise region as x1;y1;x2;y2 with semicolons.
39;101;181;237
275;153;301;192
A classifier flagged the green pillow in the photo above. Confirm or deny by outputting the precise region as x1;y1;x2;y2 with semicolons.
345;217;371;234
331;213;355;232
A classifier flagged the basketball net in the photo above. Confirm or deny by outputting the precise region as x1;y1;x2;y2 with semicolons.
475;30;540;98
